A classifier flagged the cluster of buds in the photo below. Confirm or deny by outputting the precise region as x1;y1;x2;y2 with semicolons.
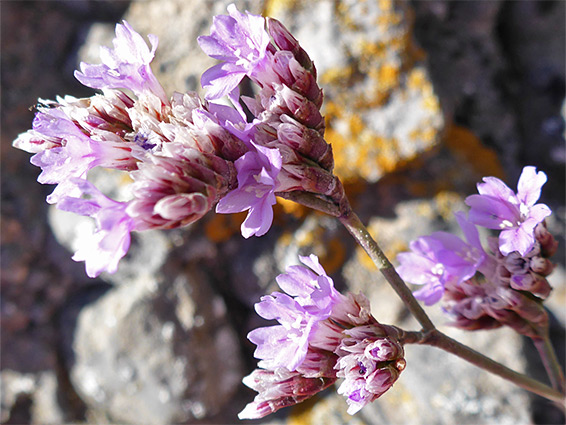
240;254;405;419
198;4;347;228
13;4;348;276
397;166;556;338
14;21;248;277
442;221;556;338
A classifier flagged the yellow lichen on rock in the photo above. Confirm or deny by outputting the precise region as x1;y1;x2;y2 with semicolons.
434;190;466;221
444;124;504;179
204;212;246;243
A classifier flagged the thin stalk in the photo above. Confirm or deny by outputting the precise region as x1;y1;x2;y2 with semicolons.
275;191;340;217
533;335;566;394
281;190;435;330
339;209;436;331
280;189;565;404
402;329;565;404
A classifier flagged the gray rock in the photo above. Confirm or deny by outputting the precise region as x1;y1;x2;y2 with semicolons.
1;370;67;425
265;0;444;183
70;265;243;424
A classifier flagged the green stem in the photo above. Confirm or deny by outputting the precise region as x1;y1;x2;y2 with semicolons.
533;335;566;394
277;191;435;330
338;209;436;331
275;191;341;216
279;189;565;404
402;329;565;405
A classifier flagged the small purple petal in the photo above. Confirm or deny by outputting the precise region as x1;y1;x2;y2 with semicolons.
57;179;136;277
216;143;281;238
517;166;547;207
74;21;166;100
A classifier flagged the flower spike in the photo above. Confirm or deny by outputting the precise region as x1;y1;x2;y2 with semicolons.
241;255;405;418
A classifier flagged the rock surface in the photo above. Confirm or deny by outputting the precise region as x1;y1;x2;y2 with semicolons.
1;0;564;424
69;263;243;424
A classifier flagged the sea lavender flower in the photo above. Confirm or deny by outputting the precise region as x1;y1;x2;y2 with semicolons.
397;215;485;305
442;276;549;338
200;4;344;239
14;21;249;277
399;170;557;338
335;325;406;414
465;166;551;256
75;21;167;102
241;255;405;419
197;3;273;100
216;143;281;238
15;95;140;204
57;179;136;277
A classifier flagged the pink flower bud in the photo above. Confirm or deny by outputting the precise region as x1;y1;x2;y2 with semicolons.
529;256;555;276
534;222;559;257
266;18;315;75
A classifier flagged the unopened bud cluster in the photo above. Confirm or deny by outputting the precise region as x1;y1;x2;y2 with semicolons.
240;255;405;418
397;167;556;337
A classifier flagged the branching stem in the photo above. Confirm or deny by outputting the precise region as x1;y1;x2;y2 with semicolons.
279;189;566;405
533;335;566;394
402;329;565;405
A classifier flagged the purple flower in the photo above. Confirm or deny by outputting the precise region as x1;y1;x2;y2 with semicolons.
247;254;343;371
334;326;405;414
29;108;137;204
242;255;405;418
198;4;272;100
15;18;257;278
75;21;166;102
216;142;281;238
442;277;548;337
397;228;484;306
466;166;551;256
57;180;136;278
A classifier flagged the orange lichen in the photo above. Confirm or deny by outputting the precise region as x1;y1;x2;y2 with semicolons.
358;40;389;63
444;124;504;179
204;212;246;243
262;0;300;17
375;63;401;92
434;190;465;221
318;237;347;275
409;125;438;144
276;197;309;218
406;68;440;112
277;231;293;248
288;395;321;425
319;65;356;88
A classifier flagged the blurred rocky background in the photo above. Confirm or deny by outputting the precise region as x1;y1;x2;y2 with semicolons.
1;0;564;424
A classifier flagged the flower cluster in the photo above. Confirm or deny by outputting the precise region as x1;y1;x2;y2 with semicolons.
397;167;556;337
240;254;405;418
14;21;248;277
199;4;346;224
13;5;345;277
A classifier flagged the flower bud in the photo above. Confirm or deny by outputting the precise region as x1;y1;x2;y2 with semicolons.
529;256;555;276
534;222;558;257
335;329;405;415
277;116;334;170
266;18;315;75
127;145;237;230
238;368;336;420
510;273;552;299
